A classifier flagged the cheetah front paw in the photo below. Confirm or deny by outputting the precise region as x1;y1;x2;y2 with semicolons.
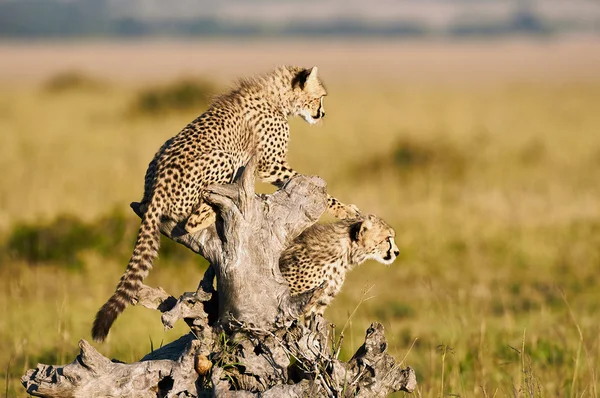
345;204;362;218
329;203;362;220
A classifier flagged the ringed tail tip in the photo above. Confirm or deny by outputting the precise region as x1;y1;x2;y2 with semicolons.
91;299;124;343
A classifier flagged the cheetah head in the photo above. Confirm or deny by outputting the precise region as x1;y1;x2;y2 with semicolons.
290;66;327;124
353;214;400;265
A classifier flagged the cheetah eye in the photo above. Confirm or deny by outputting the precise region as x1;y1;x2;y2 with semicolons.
378;237;392;246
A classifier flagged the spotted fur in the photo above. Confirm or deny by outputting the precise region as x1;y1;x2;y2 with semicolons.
279;214;399;318
92;66;359;342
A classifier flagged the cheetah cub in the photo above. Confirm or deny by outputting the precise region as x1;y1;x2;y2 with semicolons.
280;214;399;318
92;66;360;342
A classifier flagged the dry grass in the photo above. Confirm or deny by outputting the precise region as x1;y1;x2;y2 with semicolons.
1;40;600;397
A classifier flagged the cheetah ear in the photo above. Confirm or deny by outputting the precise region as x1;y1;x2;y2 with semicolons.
350;222;362;242
364;214;378;223
307;66;318;83
354;217;373;241
292;66;319;90
361;217;374;231
305;66;320;91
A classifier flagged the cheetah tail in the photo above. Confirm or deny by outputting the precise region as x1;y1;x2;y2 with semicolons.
91;200;163;342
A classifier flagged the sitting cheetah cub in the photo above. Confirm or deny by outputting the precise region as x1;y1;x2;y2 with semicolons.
280;214;399;318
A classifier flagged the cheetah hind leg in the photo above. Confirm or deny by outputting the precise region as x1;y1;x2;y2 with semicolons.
184;202;216;233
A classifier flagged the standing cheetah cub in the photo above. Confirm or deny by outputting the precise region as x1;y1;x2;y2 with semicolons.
280;214;399;318
92;66;360;342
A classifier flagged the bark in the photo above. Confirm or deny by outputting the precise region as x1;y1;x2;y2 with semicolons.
22;159;417;397
21;337;200;398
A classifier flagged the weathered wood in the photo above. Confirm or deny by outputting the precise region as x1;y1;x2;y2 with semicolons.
22;160;417;397
21;324;415;398
22;338;200;398
199;157;330;327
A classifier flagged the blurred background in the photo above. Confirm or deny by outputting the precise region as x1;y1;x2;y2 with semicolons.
1;1;600;397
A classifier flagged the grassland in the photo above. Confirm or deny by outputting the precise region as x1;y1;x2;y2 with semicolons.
1;40;600;397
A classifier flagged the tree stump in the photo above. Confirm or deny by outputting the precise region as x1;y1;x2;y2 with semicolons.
21;159;417;397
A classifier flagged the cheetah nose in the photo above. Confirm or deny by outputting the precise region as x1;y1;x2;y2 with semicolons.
320;109;325;118
393;249;400;257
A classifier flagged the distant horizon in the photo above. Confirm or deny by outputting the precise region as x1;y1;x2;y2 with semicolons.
0;0;599;39
2;38;599;87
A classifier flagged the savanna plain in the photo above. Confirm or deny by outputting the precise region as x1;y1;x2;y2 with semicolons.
1;39;600;397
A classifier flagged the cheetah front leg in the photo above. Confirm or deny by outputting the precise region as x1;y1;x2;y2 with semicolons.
304;302;329;329
327;196;361;220
258;160;361;220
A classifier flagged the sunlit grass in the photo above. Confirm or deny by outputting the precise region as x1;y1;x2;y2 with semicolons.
1;75;600;396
